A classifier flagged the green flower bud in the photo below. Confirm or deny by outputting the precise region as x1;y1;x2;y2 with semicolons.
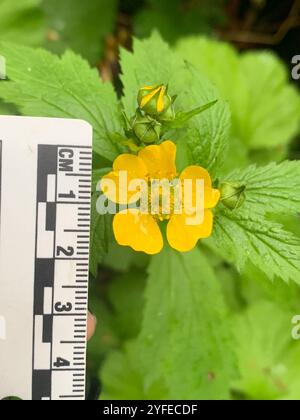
131;112;162;144
138;85;172;116
219;182;246;210
158;103;176;122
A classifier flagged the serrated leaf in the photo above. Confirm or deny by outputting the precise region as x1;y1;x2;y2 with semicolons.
121;33;230;177
240;262;300;313
0;42;124;161
43;0;117;64
224;161;300;215
176;37;300;151
210;208;300;283
0;0;44;46
120;33;185;117
176;64;230;176
89;193;113;277
101;246;236;400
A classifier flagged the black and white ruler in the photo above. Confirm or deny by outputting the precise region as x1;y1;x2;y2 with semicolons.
0;116;93;400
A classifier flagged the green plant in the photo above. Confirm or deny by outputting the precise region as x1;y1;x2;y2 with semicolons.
42;0;118;64
1;32;300;400
176;37;300;172
0;0;44;46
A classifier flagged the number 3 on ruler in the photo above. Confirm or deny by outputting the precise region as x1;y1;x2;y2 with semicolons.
54;302;72;312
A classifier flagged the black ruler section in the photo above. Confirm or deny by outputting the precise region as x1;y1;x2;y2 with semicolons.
32;145;92;400
32;145;57;400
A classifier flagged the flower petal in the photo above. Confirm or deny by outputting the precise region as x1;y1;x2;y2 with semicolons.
101;154;148;204
140;87;161;109
113;154;148;176
167;210;213;252
157;85;166;113
205;188;221;209
180;165;220;211
141;85;157;90
113;209;163;255
138;140;177;180
180;165;212;188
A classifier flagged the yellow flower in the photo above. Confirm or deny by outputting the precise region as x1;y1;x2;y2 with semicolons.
101;141;220;255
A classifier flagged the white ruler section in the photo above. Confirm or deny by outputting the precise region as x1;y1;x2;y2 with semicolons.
0;116;92;400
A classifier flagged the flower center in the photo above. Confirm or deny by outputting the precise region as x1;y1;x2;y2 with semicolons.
145;179;179;221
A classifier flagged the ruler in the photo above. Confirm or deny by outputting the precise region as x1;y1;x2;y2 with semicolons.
0;116;93;400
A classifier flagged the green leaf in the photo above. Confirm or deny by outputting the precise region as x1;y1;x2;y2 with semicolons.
240;262;300;313
138;247;236;400
210;208;300;283
134;0;226;44
108;270;146;340
121;33;185;117
176;66;230;176
42;0;118;64
89;193;113;277
103;240;150;273
233;301;300;400
92;167;111;192
100;343;151;400
0;0;44;46
166;99;218;128
121;33;230;177
87;268;146;375
102;247;236;400
224;161;300;215
239;52;300;149
0;43;124;161
176;37;300;151
0;100;18;115
274;213;300;238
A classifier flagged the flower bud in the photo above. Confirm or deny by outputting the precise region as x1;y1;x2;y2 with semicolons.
219;182;246;210
131;112;161;144
158;103;176;122
138;85;172;116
